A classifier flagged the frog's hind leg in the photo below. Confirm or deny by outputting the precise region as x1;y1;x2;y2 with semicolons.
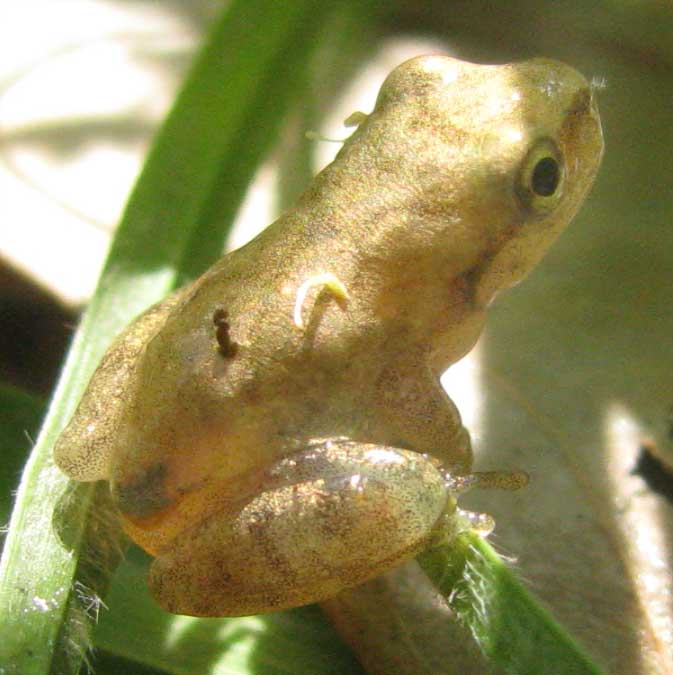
54;283;193;482
149;438;454;617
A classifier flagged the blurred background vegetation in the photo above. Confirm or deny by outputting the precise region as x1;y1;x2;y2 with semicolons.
1;1;672;673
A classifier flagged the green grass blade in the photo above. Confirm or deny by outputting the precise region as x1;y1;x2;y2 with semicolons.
418;532;607;675
0;2;355;673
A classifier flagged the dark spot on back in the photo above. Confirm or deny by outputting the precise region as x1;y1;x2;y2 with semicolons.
633;444;673;504
213;308;238;358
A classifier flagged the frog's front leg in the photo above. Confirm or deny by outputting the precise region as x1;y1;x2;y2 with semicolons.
149;438;454;617
373;356;473;474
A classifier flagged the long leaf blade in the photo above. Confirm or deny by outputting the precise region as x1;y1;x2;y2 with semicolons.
0;2;348;673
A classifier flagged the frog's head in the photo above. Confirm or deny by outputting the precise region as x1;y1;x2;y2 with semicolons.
370;54;604;306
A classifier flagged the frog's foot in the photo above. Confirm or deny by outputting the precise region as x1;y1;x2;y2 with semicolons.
443;470;529;494
148;439;453;617
428;469;528;544
304;112;368;144
293;273;349;329
457;508;496;536
343;110;368;127
431;506;496;543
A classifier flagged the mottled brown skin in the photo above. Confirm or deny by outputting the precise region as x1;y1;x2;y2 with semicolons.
54;55;603;617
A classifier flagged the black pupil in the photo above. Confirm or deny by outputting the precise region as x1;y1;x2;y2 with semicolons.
531;157;560;196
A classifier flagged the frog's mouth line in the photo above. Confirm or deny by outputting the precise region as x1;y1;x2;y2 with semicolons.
457;224;527;310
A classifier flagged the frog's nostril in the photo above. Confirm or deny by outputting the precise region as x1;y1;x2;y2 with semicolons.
567;87;592;118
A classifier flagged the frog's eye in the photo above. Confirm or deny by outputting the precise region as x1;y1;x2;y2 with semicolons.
516;138;564;212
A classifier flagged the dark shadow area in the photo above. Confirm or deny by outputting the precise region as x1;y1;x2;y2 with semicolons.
2;115;157;162
92;650;170;675
0;260;75;396
633;445;673;504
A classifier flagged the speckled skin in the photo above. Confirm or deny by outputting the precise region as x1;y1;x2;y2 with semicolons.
55;55;603;617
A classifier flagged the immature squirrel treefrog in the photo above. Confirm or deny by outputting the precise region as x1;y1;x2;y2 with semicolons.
55;55;603;617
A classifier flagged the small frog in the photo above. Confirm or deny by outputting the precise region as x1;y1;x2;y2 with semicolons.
55;55;603;617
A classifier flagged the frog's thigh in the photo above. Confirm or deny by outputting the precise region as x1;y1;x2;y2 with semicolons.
149;439;451;617
54;283;193;481
375;364;472;472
